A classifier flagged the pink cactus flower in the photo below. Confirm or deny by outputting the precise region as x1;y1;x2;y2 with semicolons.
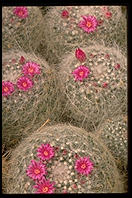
75;157;94;176
33;178;55;194
102;82;108;88
37;143;55;161
78;15;98;33
19;56;26;64
72;65;90;81
26;160;47;180
114;63;120;70
22;61;41;77
13;7;28;19
2;81;15;97
105;11;112;19
17;76;33;91
61;10;69;18
75;48;86;62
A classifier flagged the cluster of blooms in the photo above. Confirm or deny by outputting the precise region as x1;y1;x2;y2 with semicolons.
26;143;94;194
72;48;90;81
2;56;41;97
61;9;99;34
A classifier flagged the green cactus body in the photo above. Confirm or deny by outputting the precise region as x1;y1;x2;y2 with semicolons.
2;7;44;51
41;6;127;61
97;115;128;170
58;43;127;131
2;50;58;149
5;125;124;193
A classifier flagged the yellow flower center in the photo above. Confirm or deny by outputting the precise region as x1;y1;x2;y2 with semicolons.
81;163;86;169
34;169;40;174
44;151;48;156
22;82;27;87
42;186;49;193
4;87;9;92
79;71;84;76
87;21;92;28
28;67;34;73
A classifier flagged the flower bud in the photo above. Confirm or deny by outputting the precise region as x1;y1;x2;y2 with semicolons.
75;48;86;62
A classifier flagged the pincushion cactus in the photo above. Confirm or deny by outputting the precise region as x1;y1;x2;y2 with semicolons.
97;115;128;170
2;6;44;51
58;42;127;131
2;50;60;149
4;124;124;193
40;6;127;62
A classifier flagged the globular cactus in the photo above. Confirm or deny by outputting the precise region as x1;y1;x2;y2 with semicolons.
58;42;127;131
97;115;128;171
2;6;44;52
2;50;60;149
4;124;125;193
40;6;127;61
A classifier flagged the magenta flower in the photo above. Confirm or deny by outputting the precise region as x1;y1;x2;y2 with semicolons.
26;160;47;180
75;48;86;62
61;10;69;18
19;56;26;64
105;11;112;19
13;7;28;19
37;143;55;161
114;63;120;70
102;82;108;88
17;76;33;91
75;157;94;176
2;81;15;97
33;178;55;194
78;15;98;33
22;62;41;77
72;65;90;81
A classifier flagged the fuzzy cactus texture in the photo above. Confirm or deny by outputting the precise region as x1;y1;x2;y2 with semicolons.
4;124;125;193
97;115;128;171
58;42;127;131
2;50;61;149
40;6;127;62
2;7;44;52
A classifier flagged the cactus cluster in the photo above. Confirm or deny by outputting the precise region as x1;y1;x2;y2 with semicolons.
2;7;44;51
5;125;124;193
2;6;128;194
41;6;126;62
97;115;128;170
58;42;127;131
2;50;60;149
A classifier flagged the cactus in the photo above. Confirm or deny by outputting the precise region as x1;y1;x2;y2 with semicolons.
4;124;125;193
97;115;128;170
2;6;44;52
2;50;60;149
40;6;127;62
58;42;127;131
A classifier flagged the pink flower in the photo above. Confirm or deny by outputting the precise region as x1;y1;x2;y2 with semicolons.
102;82;108;88
72;65;90;81
75;48;86;62
19;56;26;64
33;178;55;194
75;157;94;175
114;63;120;70
37;143;55;161
78;15;98;33
13;7;28;19
105;11;112;19
26;160;47;180
97;19;104;26
61;10;69;18
22;62;41;77
2;81;15;96
17;76;34;91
